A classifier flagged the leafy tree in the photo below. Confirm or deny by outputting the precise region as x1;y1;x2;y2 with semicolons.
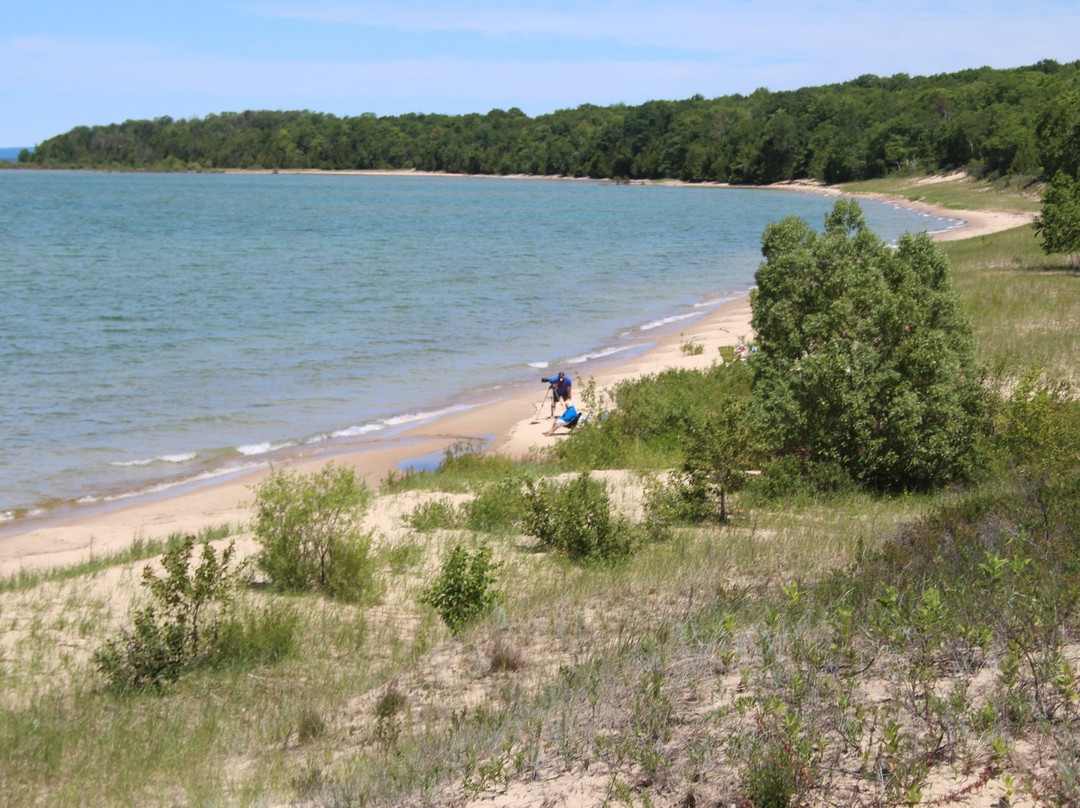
250;462;375;601
749;199;986;489
1034;170;1080;261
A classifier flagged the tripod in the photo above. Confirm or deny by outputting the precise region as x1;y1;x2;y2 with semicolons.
531;383;556;423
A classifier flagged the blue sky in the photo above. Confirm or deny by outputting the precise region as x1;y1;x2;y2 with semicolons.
3;0;1078;147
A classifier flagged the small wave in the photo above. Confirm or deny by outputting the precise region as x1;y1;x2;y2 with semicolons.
566;345;636;364
694;293;741;309
77;461;267;505
383;404;471;427
237;440;299;456
111;452;198;467
639;311;699;331
527;360;550;369
330;423;385;438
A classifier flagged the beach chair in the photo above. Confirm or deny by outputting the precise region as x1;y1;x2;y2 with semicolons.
718;345;735;365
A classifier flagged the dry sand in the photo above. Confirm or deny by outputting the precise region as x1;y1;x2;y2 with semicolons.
0;186;1033;577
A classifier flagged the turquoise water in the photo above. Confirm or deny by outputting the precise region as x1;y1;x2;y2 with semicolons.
0;171;954;526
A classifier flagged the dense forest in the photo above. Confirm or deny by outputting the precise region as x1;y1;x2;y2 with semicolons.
17;59;1080;183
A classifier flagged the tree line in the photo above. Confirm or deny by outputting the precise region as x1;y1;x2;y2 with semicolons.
18;59;1079;183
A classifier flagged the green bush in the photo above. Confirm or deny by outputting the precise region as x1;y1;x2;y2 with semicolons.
250;463;376;602
523;473;639;563
420;543;501;633
462;476;528;533
93;536;240;690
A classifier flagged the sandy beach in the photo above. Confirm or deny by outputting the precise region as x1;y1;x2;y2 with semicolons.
0;188;1033;577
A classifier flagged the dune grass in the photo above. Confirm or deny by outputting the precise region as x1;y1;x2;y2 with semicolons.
0;523;235;595
2;177;1078;806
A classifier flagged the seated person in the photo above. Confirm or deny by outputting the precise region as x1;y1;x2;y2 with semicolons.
544;405;579;436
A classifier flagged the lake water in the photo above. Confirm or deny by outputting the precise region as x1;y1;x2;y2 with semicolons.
0;170;954;527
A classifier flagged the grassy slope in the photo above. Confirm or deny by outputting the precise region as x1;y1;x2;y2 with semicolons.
2;176;1077;807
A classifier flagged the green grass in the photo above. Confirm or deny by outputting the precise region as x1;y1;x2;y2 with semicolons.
944;225;1080;382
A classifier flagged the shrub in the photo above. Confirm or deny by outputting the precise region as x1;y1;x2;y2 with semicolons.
523;473;638;563
462;476;528;533
250;462;376;602
420;542;501;633
94;536;240;690
750;199;987;489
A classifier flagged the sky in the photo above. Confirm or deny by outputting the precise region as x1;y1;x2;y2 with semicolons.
3;0;1079;147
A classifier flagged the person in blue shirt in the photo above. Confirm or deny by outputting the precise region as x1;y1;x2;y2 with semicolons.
549;371;572;417
544;404;580;436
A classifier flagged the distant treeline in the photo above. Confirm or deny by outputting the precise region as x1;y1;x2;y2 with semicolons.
19;59;1080;183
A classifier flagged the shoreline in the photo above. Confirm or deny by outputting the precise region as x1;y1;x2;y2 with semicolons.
0;185;1033;575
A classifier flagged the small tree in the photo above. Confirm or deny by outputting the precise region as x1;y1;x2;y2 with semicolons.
1034;170;1080;263
94;536;239;690
750;199;986;489
675;401;756;522
250;462;375;602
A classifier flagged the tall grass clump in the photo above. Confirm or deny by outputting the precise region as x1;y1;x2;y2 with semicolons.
383;439;547;494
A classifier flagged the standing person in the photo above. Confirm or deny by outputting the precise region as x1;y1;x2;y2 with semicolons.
550;371;572;417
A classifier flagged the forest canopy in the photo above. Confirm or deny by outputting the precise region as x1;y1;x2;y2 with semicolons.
19;59;1079;183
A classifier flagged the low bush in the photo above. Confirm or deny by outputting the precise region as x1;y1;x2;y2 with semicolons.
462;476;529;533
523;473;639;563
405;497;462;531
746;456;858;504
420;542;501;633
250;462;376;602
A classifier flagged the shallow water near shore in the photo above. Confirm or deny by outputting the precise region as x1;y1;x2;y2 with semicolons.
0;171;950;525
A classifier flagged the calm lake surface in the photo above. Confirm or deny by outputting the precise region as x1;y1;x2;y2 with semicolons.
0;171;953;526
